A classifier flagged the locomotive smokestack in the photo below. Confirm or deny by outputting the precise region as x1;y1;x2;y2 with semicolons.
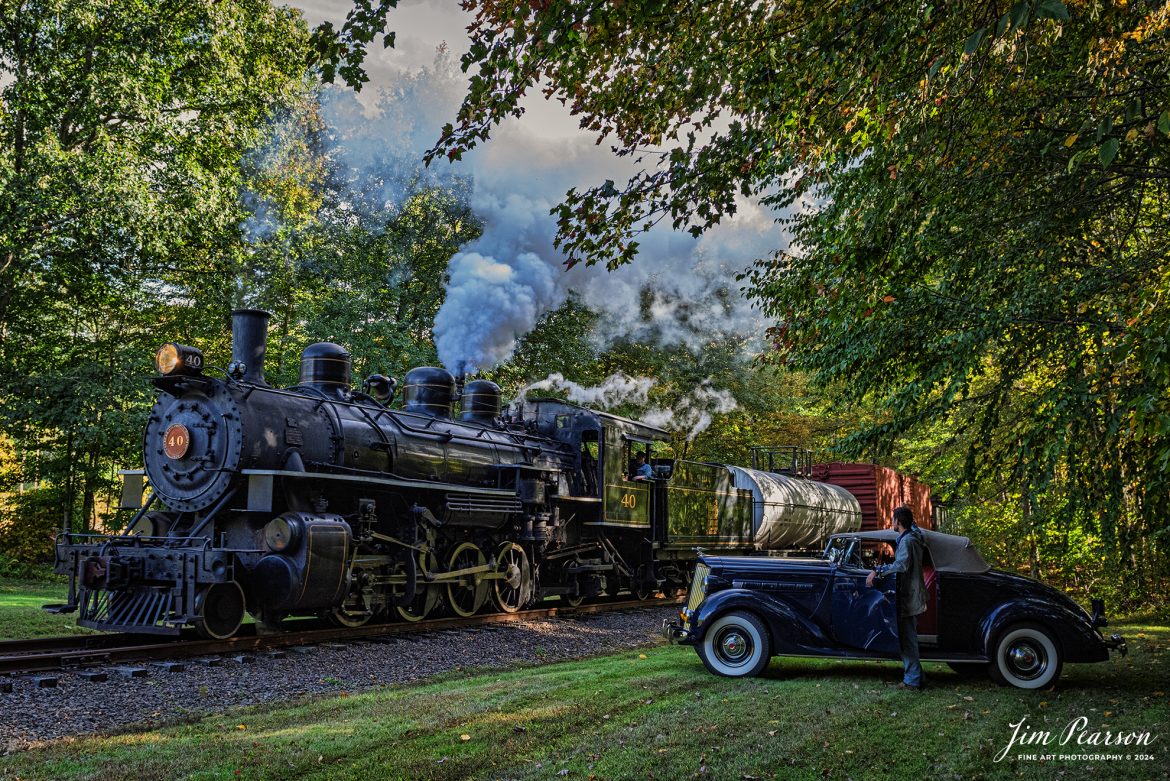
230;309;271;385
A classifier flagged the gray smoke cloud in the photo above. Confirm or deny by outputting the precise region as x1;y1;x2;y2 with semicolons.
434;251;562;374
286;2;800;375
429;112;790;372
319;63;463;220
241;55;466;248
412;68;790;374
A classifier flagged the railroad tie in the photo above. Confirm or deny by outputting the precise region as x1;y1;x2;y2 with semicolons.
114;667;148;678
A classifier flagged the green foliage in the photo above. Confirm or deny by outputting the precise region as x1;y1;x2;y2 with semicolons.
368;0;1170;602
0;554;60;582
492;284;837;467
490;295;602;390
0;0;313;544
308;0;398;88
0;11;486;554
0;487;68;562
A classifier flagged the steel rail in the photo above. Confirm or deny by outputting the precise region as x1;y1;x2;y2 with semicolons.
0;597;681;677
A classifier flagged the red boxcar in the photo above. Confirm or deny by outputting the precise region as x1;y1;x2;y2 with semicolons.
810;462;935;532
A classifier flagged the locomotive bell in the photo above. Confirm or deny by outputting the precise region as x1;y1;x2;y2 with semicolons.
459;379;502;424
299;342;352;396
363;373;397;403
402;367;456;417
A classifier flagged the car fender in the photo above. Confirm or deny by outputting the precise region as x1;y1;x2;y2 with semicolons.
690;588;832;654
978;598;1108;663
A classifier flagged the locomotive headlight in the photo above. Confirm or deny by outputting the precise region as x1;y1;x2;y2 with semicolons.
156;343;205;376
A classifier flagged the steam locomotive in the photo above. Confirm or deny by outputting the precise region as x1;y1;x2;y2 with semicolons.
48;310;867;639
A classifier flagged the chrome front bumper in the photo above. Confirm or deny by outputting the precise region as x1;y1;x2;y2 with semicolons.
662;618;691;644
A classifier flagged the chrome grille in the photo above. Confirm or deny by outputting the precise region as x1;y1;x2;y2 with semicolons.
686;563;710;614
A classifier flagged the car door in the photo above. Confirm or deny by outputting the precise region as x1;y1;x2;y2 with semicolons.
829;563;901;655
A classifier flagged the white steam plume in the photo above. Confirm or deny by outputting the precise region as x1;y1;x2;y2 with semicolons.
642;382;739;441
515;372;737;441
518;372;654;409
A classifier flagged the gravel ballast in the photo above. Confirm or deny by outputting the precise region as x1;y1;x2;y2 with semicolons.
0;606;675;753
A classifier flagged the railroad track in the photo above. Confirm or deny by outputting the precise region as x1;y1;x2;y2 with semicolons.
0;596;680;677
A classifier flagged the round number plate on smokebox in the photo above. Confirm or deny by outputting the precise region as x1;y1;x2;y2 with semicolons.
164;424;191;459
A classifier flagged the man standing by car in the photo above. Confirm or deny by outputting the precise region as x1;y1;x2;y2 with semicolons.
866;505;928;689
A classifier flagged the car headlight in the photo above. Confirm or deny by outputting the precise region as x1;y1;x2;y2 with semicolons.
156;343;205;376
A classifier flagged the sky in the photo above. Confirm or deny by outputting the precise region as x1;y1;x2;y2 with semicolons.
293;0;603;137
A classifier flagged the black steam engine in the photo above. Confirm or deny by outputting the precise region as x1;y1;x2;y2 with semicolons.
49;310;864;639
47;311;662;637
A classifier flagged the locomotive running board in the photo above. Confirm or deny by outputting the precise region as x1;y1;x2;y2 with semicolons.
241;469;518;513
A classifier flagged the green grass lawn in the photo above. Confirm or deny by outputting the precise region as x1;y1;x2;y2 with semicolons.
0;578;96;640
1;617;1165;781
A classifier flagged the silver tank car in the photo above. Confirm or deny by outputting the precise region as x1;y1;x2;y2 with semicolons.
727;466;862;550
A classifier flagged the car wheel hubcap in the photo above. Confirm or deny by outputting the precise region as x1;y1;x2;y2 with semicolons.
717;629;752;665
1007;641;1046;679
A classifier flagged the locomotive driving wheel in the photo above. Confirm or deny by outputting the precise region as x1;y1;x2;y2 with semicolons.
193;581;246;640
397;549;441;622
492;542;532;614
329;596;373;628
446;542;489;617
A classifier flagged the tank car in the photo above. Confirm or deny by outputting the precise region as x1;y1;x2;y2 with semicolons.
47;310;875;638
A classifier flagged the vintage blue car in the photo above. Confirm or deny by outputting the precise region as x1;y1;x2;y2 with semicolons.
663;529;1127;689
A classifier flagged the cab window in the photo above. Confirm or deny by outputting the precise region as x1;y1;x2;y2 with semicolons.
624;441;654;480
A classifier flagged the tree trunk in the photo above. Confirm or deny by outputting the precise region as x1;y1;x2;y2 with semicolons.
1023;488;1039;580
63;430;75;535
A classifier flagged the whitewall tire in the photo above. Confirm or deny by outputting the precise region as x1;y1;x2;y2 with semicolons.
697;611;771;678
990;623;1063;689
